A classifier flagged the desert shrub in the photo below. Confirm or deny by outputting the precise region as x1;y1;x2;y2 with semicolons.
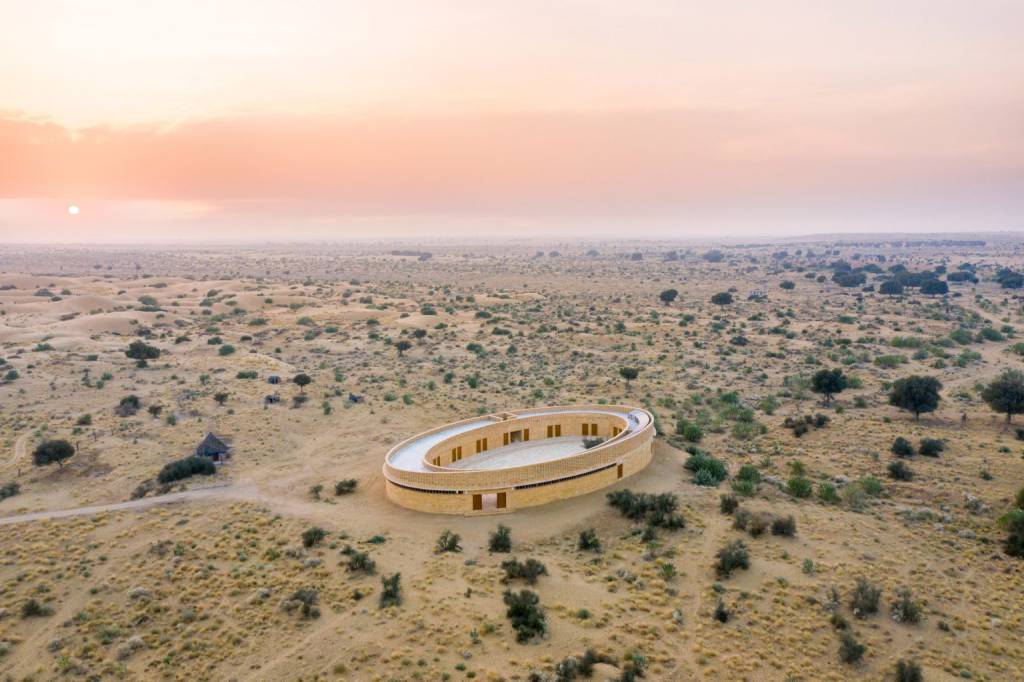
501;558;548;585
858;476;883;496
334;479;358;495
683;452;728;486
891;437;916;458
918;438;945;457
582;437;605;449
489;524;512;553
890;587;922;624
732;479;756;497
818;482;840;504
21;599;52;618
379;573;402;608
895;660;924;682
838;632;865;664
606;490;685;528
850;578;881;618
157;456;215;484
676;419;703;443
787;476;813;498
736;464;761;484
346;550;376;575
503;589;546;642
713;600;731;623
771;515;797;536
289;588;320;619
746;512;770;537
715;540;750;578
301;526;326;548
578;528;601;552
732;508;751;531
888;460;914;481
999;509;1024;557
435;529;462;553
0;482;19;501
719;494;739;515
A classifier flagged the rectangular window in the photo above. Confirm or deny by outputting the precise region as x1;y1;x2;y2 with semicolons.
503;432;510;446
472;494;483;511
591;423;598;435
617;463;624;479
497;492;507;509
546;425;553;438
523;428;530;441
482;438;488;451
582;423;590;436
555;424;562;437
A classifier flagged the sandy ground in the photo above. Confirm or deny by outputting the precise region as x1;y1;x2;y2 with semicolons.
0;239;1023;681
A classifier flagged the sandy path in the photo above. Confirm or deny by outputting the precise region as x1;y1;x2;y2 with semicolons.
6;432;29;469
0;483;258;525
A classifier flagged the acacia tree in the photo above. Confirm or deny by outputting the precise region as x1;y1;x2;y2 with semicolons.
710;292;733;307
619;367;640;387
659;289;679;306
981;369;1024;424
888;375;942;420
125;340;160;361
394;340;412;356
879;280;903;297
33;439;75;469
293;373;312;393
811;368;847;404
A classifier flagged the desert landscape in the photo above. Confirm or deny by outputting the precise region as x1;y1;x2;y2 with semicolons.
0;238;1022;681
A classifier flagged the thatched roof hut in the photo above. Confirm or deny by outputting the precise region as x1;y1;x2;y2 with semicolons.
195;432;232;462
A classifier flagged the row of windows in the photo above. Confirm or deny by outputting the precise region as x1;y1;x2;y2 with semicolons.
581;422;599;436
546;424;562;438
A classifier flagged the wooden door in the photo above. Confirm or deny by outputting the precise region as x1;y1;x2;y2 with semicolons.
496;492;507;509
472;494;483;511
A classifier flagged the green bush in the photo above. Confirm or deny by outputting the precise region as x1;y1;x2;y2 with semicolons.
888;460;914;481
684;452;728;486
606;490;685;528
436;529;462;553
301;526;326;548
719;494;739;515
503;589;546;642
850;577;881;618
578;529;601;552
380;573;402;608
838;632;865;664
157;456;215;484
895;660;923;682
890;587;922;624
771;515;797;537
787;476;813;498
500;558;547;585
334;479;358;495
891;437;915;458
818;482;840;504
918;438;945;457
489;524;512;553
715;540;750;578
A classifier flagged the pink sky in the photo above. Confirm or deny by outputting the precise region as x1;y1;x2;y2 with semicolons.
1;1;1023;242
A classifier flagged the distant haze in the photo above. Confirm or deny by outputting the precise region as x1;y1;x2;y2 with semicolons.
1;1;1022;242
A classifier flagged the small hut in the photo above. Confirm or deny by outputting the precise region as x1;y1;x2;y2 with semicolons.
267;375;281;385
195;432;232;464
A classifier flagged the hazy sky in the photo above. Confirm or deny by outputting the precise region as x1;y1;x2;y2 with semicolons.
1;1;1022;242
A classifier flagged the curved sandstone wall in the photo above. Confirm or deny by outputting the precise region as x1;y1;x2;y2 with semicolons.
383;404;654;514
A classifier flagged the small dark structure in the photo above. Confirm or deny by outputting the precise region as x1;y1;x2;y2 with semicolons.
264;393;281;405
267;375;282;385
747;289;767;301
195;432;232;464
348;393;364;404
